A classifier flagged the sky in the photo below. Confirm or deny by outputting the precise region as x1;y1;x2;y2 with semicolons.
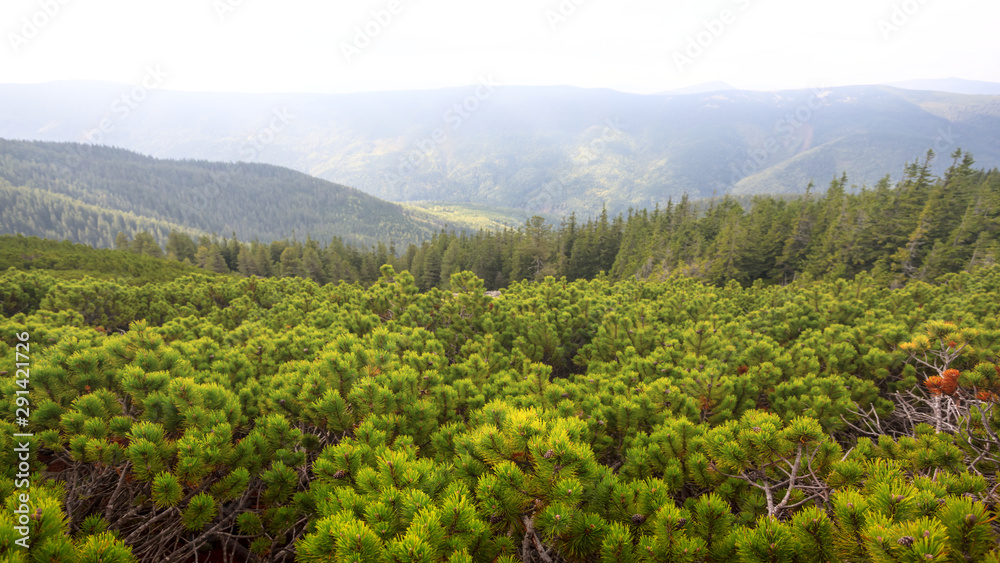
1;0;997;94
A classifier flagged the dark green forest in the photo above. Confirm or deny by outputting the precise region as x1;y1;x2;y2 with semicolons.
0;139;450;248
0;179;199;250
102;149;1000;291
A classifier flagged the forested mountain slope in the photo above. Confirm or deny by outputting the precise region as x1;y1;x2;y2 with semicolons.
0;179;199;250
0;139;451;247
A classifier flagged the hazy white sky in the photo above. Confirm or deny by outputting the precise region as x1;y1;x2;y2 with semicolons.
1;0;996;94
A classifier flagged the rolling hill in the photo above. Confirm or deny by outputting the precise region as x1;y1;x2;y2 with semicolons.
1;81;998;217
0;139;460;248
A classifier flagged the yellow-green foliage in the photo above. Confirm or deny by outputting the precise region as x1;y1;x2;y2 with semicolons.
2;264;1000;562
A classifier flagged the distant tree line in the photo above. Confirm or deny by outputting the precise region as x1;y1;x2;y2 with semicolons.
110;149;998;290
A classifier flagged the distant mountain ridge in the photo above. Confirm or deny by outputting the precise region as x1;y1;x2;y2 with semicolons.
883;78;1000;96
1;81;998;216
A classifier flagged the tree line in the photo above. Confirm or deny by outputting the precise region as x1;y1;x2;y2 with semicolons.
112;149;999;290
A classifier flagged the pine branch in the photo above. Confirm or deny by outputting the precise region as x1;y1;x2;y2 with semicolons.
123;506;180;545
773;444;803;515
103;461;132;522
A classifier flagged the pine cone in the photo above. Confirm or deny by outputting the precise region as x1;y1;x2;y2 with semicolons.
489;515;503;524
674;518;687;529
631;514;646;524
332;470;347;479
896;536;914;547
543;449;554;459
